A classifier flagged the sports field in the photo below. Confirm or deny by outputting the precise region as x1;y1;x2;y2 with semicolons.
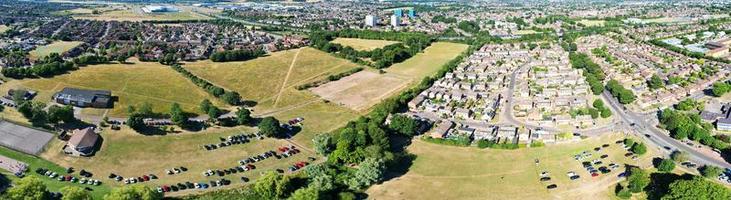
367;134;660;200
578;19;606;27
73;6;211;22
331;38;400;51
28;41;83;60
0;59;223;117
40;126;314;197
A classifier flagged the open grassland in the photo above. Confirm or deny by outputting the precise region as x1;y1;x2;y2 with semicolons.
386;42;469;79
73;6;211;22
331;38;400;51
184;47;360;107
310;42;467;111
0;25;9;33
184;47;362;146
0;146;112;199
310;71;409;111
40;126;315;197
367;134;661;200
0;59;223;117
578;19;606;27
28;41;83;60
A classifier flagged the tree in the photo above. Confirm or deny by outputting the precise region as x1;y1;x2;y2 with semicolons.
662;177;731;200
253;171;293;199
207;106;221;119
600;108;612;118
623;138;635;147
711;82;731;97
388;115;419;136
170;103;188;127
30;105;48;127
700;165;724;179
127;113;146;132
670;151;689;162
236;107;252;125
60;186;92;200
631;143;647;155
627;168;650;193
675;99;697;111
6;176;48;200
615;184;632;199
258;117;282;138
103;185;162;200
137;103;153;117
312;134;333;155
221;91;242;105
593;99;605;109
17;101;33;118
648;74;665;90
656;159;676;172
48;105;75;124
347;158;386;190
199;99;213;113
287;187;320;200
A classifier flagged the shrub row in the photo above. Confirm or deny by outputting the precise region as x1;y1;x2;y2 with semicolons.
170;64;242;105
295;67;363;90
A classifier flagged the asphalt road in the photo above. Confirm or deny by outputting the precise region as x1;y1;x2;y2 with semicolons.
601;91;731;168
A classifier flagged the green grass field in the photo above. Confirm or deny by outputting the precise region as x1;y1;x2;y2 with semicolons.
367;134;660;200
0;146;112;199
29;41;83;60
578;20;606;27
331;38;400;51
386;42;469;79
0;59;223;117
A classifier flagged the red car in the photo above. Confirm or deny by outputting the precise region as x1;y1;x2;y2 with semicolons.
591;173;599;177
143;175;150;181
162;185;171;192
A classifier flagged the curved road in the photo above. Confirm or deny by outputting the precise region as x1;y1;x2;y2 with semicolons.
601;91;731;168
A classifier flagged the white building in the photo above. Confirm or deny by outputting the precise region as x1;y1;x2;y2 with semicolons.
390;15;401;27
365;15;378;27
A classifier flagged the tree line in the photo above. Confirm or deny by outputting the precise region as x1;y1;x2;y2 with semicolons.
659;108;729;150
2;53;109;79
169;64;243;106
606;80;636;104
210;48;266;62
615;166;730;200
296;67;363;90
569;52;605;95
309;29;434;69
